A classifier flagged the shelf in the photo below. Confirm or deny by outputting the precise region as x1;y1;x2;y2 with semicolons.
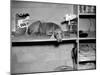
78;62;96;70
79;13;96;18
79;55;96;62
79;13;96;16
79;39;96;43
12;38;77;46
12;38;77;42
11;33;77;43
79;38;96;40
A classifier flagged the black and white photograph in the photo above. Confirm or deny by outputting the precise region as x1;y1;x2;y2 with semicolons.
11;0;96;74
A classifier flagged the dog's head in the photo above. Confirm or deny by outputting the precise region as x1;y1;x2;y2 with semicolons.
54;29;63;42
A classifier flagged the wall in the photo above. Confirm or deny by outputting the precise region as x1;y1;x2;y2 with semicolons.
11;44;74;73
11;1;76;74
11;1;74;31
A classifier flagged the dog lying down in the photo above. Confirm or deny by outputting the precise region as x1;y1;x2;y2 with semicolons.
27;20;63;42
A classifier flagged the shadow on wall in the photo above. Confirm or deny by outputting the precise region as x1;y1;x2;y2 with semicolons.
11;1;74;31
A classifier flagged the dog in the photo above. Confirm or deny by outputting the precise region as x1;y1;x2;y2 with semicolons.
27;20;63;42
